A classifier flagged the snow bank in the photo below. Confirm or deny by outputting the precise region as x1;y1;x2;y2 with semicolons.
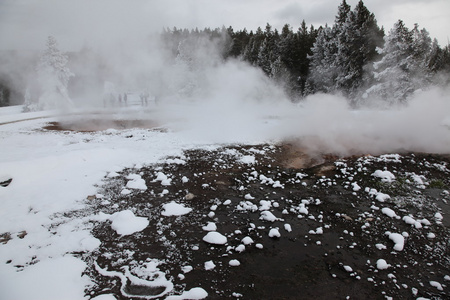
0;256;90;300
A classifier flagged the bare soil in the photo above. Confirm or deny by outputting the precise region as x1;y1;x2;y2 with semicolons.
78;143;449;299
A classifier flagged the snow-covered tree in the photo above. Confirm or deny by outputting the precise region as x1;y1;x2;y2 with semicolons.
308;1;384;98
365;20;433;104
307;25;339;94
307;1;352;94
257;38;272;76
336;0;384;96
34;36;74;110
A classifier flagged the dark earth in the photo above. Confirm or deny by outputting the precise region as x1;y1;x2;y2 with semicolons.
66;142;450;300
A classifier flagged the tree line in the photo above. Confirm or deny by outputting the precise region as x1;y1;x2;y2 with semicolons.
1;0;449;109
161;0;450;105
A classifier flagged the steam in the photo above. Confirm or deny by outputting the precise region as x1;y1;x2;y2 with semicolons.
154;84;450;155
0;1;449;156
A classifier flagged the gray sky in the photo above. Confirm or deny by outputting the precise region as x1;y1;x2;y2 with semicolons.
0;0;448;51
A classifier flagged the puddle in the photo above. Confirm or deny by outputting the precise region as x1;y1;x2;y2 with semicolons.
43;118;160;132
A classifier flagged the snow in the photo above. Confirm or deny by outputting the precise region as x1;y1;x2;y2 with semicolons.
0;110;206;299
91;295;117;300
429;280;443;291
166;287;208;299
434;212;443;221
376;243;387;250
381;207;398;218
202;231;228;245
95;262;173;299
372;170;396;183
260;210;278;222
202;222;217;231
235;244;246;252
126;173;147;190
229;259;241;266
268;228;281;238
376;259;390;270
244;193;255;200
178;267;191;277
1;105;448;298
109;210;149;235
162;201;193;216
388;232;405;251
402;216;422;228
0;255;91;300
204;260;216;270
351;182;361;191
242;236;254;245
375;192;391;202
240;155;256;164
284;223;292;232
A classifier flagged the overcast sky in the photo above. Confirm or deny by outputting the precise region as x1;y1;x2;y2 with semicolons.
0;0;448;51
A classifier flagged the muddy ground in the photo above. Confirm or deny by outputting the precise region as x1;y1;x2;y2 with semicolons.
72;142;450;300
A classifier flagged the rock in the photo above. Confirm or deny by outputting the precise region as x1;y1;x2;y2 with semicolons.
185;193;195;200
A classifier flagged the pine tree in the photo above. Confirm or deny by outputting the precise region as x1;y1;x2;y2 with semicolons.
335;0;384;96
308;1;352;94
307;25;339;93
335;0;351;26
366;20;415;103
257;38;272;75
35;36;74;110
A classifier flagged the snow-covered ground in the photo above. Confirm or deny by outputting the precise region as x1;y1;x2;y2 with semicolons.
0;99;449;299
0;105;217;300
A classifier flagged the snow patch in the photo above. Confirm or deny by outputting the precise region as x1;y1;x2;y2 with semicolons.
162;201;192;216
109;210;149;235
372;170;396;183
202;232;227;245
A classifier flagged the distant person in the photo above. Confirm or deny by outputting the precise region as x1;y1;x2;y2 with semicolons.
123;93;127;106
118;94;122;106
140;93;144;106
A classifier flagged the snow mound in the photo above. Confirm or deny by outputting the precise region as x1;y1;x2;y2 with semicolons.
372;170;396;183
202;222;217;231
109;210;149;235
268;228;281;238
240;155;256;164
162;201;192;216
202;232;227;245
126;174;147;190
229;259;241;266
388;232;405;251
376;259;390;270
260;210;278;222
204;260;216;270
